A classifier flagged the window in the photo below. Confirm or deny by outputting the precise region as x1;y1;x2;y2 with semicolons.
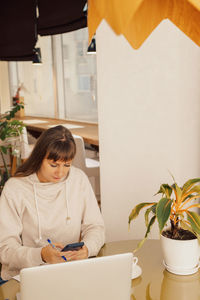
9;36;55;118
8;28;98;123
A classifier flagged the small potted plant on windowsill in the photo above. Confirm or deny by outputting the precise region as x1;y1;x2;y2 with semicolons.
0;103;25;192
129;176;200;275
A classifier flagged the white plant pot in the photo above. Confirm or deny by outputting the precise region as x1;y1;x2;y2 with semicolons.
160;234;200;275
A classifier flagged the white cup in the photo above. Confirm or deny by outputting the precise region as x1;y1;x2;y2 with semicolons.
132;256;139;279
133;256;138;266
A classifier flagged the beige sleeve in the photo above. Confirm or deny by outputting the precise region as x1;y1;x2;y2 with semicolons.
0;185;43;279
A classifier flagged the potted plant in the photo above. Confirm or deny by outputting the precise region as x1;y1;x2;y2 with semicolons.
0;103;25;191
129;176;200;275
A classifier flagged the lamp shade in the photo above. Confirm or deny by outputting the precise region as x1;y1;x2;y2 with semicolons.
0;0;36;60
37;0;87;35
32;48;42;64
87;38;96;53
0;0;87;61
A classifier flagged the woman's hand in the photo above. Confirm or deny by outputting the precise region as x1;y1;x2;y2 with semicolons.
41;244;89;263
62;245;89;261
41;243;65;264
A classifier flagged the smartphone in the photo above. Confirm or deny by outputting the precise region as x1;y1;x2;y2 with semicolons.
61;242;84;252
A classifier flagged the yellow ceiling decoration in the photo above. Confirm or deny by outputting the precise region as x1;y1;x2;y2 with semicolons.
88;0;200;49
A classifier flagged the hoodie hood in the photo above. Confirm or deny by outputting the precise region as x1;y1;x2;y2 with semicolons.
27;173;67;201
25;169;73;245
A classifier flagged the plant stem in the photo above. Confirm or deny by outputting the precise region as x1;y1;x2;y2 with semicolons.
170;218;175;231
0;150;9;180
170;217;179;238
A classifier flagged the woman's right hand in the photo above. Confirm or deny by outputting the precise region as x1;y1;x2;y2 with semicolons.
41;243;65;264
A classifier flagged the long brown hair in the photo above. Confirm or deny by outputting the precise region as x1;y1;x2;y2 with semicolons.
15;125;76;177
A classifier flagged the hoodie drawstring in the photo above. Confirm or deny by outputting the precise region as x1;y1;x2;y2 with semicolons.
33;183;42;244
65;181;71;224
33;181;71;244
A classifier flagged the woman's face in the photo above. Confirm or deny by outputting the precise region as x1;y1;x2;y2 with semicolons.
37;157;72;183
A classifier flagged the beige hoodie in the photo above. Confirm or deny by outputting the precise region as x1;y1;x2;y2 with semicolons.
0;166;105;280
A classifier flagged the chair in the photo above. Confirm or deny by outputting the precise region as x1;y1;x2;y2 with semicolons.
20;127;34;160
72;135;100;199
1;128;34;176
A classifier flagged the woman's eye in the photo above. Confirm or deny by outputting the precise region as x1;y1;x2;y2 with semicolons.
64;164;71;167
50;164;57;168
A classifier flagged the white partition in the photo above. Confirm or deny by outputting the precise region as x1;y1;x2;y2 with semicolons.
96;20;200;242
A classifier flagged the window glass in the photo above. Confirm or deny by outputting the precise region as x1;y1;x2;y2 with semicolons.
8;29;98;123
9;36;55;118
62;28;98;123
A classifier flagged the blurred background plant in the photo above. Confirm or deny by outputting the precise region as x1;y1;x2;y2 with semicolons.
0;103;25;191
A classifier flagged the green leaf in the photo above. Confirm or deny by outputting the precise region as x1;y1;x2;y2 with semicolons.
0;146;8;154
0;119;25;140
145;204;157;227
134;216;156;252
0;121;7;128
179;220;199;241
182;178;200;193
180;220;194;235
128;202;156;225
172;183;182;203
151;204;156;214
196;234;200;244
145;215;156;238
182;194;194;203
1;131;6;140
156;197;172;232
182;185;200;201
10;111;14;118
134;237;147;253
155;184;172;198
186;211;200;235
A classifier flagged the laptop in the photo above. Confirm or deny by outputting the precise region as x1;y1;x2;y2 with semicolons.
20;253;133;300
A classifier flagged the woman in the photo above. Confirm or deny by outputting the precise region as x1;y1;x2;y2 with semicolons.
0;125;105;280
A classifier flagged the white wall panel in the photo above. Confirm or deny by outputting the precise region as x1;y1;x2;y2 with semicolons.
97;20;200;242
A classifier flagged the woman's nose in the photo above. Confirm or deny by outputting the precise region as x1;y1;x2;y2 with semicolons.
56;167;64;177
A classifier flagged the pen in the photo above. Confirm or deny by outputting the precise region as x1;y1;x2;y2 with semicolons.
47;239;67;261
